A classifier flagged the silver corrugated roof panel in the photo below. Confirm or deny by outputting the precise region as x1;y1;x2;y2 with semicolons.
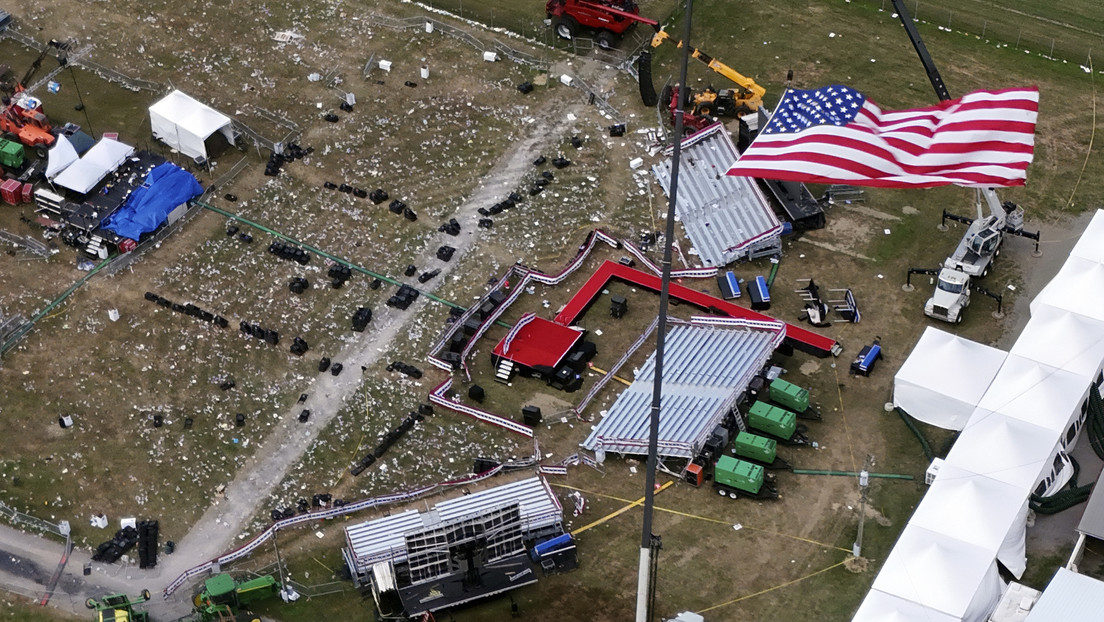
1024;567;1104;621
652;124;782;267
345;510;424;570
582;324;776;459
436;476;562;535
344;477;561;572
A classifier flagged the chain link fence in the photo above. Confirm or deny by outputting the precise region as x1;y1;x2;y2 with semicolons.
1;25;161;93
0;498;69;538
852;0;1098;66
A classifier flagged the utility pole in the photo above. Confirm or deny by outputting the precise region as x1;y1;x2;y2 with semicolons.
636;2;695;621
853;455;874;558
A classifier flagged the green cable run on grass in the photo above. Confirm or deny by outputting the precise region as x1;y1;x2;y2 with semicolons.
0;256;113;357
792;469;914;480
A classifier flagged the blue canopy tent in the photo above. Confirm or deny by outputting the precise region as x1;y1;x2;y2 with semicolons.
104;162;203;240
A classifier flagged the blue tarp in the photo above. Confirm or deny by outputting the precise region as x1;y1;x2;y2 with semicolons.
104;162;202;240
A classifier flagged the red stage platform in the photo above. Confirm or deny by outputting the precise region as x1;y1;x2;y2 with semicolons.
553;261;838;357
493;314;584;371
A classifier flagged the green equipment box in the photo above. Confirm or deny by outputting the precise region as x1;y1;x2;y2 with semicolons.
747;401;796;440
732;431;777;464
0;138;25;170
714;455;765;495
769;378;809;413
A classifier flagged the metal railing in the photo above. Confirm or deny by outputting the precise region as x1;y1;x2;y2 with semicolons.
0;498;69;538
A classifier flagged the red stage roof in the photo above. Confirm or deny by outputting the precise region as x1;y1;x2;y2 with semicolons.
493;315;583;370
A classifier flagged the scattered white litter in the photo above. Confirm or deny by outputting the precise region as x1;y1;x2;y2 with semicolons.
732;523;742;531
883;228;891;235
629;157;644;169
594;329;603;336
378;60;392;72
1008;284;1016;291
877;274;884;279
315;531;325;539
107;309;120;322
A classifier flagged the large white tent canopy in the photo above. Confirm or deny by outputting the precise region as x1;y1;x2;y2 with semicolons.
53;137;135;194
909;463;1029;577
945;412;1060;491
853;589;961;622
976;354;1090;436
45;133;79;180
1069;210;1104;264
149;90;235;161
1011;305;1104;382
893;327;1007;430
1031;256;1104;323
871;526;1004;622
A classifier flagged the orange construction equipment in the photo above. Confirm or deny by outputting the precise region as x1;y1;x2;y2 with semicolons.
1;87;55;149
1;39;65;150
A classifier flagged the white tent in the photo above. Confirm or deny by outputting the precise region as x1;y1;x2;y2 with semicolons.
853;589;962;622
45;134;79;180
975;354;1090;439
945;412;1061;491
909;463;1029;578
1068;210;1104;264
871;525;1004;622
1030;256;1104;323
893;327;1007;430
149;90;235;161
53;138;135;194
1011;305;1104;382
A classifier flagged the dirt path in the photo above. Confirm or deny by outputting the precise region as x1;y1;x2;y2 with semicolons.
0;92;596;619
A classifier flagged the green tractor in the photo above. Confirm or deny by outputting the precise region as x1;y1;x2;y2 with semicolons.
191;573;280;621
85;590;151;622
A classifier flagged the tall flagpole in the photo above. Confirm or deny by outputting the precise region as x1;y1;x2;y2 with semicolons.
636;2;694;621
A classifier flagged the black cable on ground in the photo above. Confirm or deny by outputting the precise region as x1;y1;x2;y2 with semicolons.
1087;386;1104;460
1031;455;1094;515
895;407;935;462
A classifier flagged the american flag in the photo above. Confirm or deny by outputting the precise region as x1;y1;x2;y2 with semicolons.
726;85;1039;188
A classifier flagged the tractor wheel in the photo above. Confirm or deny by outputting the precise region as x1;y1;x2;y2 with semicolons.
696;103;713;117
86;598;97;609
141;589;151;601
595;30;618;50
660;84;674;109
35;146;47;159
553;16;577;41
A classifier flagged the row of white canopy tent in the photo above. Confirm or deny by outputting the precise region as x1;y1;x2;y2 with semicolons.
856;209;1104;622
46;134;135;194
